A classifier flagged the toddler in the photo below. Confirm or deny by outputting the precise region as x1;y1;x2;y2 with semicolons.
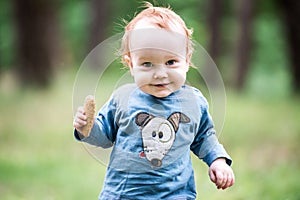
73;3;234;199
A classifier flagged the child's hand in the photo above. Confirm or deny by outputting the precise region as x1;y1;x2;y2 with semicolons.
209;158;235;190
73;95;96;137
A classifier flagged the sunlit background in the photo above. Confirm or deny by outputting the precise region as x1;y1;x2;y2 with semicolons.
0;0;299;199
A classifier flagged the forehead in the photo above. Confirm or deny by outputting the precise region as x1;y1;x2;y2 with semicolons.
131;49;181;61
134;17;186;35
128;28;187;58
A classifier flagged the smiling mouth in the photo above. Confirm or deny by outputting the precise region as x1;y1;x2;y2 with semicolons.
152;83;169;88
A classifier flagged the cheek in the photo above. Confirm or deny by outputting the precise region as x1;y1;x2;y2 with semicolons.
170;69;187;82
133;70;151;86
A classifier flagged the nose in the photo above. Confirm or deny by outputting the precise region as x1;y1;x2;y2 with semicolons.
151;158;162;167
153;65;168;79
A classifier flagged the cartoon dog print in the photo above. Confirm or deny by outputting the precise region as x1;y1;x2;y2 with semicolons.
135;112;190;167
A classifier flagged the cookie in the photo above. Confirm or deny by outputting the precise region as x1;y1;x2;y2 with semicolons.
81;95;96;137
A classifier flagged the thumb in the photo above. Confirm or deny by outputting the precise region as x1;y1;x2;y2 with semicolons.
209;168;216;183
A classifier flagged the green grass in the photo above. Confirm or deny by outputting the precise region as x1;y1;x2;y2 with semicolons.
192;92;300;199
0;70;299;199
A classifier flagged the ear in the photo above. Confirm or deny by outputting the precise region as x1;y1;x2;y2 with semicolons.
167;112;190;132
124;55;134;75
135;112;154;127
183;60;189;73
124;55;131;66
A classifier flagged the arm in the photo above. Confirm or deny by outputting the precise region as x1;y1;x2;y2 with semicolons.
190;104;232;165
190;102;234;189
73;95;117;148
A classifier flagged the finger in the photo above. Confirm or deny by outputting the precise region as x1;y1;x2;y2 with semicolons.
73;117;87;127
76;112;87;121
209;169;216;183
215;171;224;188
227;172;235;188
231;172;235;186
73;121;81;129
221;178;229;190
75;106;87;117
220;173;229;189
74;107;86;121
221;172;235;190
76;106;85;114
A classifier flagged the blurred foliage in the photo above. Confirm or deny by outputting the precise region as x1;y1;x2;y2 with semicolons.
59;0;90;63
0;0;293;96
0;72;299;199
0;0;15;70
246;11;291;98
0;1;299;199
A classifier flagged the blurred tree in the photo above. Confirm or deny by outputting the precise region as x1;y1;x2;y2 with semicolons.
0;51;2;75
278;0;300;93
87;0;112;54
0;0;14;72
235;0;255;90
12;0;61;87
207;0;223;65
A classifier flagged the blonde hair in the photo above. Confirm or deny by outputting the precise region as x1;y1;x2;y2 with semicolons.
121;2;194;66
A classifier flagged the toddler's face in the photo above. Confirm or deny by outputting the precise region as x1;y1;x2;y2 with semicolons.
128;48;188;98
125;20;189;98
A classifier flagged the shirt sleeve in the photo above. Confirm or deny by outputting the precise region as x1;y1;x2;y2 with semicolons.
73;96;118;149
190;100;232;167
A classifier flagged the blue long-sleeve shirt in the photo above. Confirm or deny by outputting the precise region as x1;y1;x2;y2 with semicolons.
75;84;232;200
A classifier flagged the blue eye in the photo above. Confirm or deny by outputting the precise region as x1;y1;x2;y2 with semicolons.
166;60;176;65
142;62;153;67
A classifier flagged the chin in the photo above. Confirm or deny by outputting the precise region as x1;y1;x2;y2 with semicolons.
140;87;173;98
152;92;172;98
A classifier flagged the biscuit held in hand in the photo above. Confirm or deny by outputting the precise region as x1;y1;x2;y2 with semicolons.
81;95;96;137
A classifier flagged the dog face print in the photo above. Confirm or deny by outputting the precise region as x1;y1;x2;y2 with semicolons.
135;112;190;167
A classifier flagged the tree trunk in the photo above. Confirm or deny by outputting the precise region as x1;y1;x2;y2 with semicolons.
87;0;111;54
235;0;255;90
12;0;60;87
207;0;223;65
278;0;300;93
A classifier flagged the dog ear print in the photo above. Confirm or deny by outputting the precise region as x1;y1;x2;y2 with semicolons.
179;113;190;123
167;112;190;132
135;112;154;127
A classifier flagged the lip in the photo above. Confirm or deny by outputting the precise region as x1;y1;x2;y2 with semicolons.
151;83;170;88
